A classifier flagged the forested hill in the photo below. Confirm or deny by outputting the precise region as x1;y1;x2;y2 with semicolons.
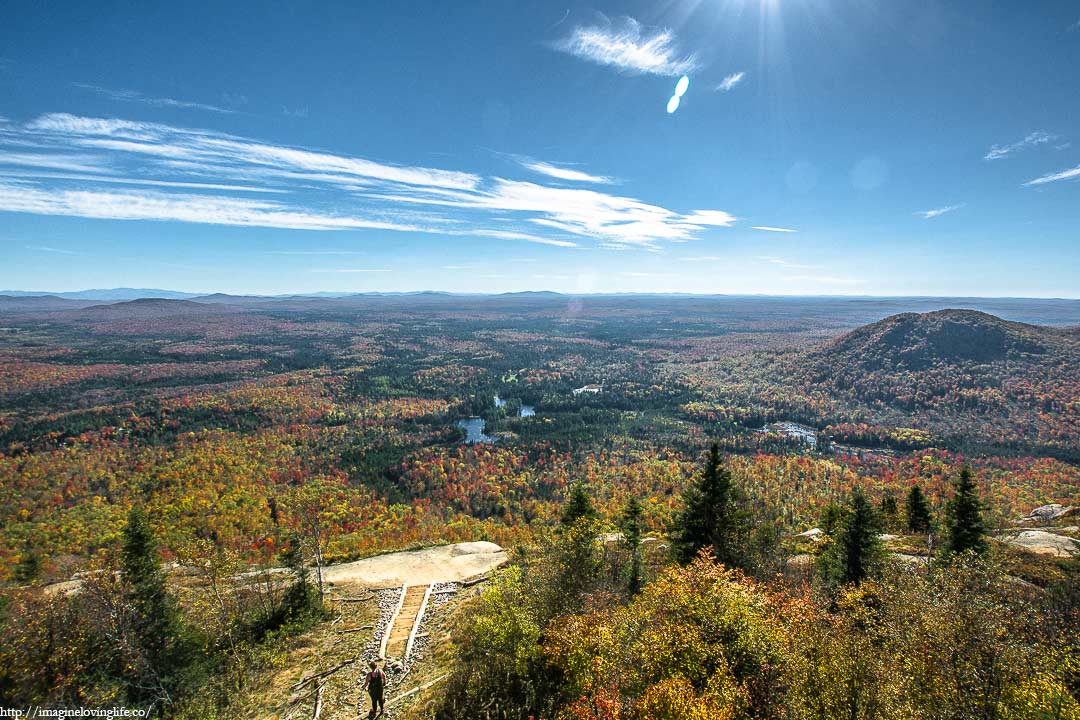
811;309;1075;370
795;310;1079;453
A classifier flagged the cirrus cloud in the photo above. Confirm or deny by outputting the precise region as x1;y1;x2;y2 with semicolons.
553;16;698;76
0;113;740;250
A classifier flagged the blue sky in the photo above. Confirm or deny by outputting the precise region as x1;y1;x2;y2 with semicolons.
1;1;1078;296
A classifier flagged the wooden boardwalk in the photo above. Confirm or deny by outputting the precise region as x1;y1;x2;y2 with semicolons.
381;584;432;662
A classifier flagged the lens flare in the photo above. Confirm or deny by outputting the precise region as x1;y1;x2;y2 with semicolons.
666;95;680;114
674;75;689;97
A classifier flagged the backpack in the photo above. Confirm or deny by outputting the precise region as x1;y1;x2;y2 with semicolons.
368;668;385;693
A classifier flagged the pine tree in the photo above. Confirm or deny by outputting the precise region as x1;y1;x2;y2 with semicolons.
879;493;899;531
121;506;185;704
281;531;319;617
818;487;882;588
671;443;750;569
942;466;987;557
546;515;602;615
905;485;932;534
619;495;645;595
561;483;597;526
819;501;844;536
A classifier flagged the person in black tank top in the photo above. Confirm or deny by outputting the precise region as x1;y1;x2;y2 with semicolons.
364;658;386;718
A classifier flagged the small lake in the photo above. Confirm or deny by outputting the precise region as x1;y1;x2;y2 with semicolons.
494;395;535;418
458;417;496;444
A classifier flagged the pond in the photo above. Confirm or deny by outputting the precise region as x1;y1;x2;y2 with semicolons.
458;417;496;444
494;395;535;418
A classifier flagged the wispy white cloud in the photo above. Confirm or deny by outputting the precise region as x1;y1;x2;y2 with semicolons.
25;244;86;255
0;151;107;173
1022;164;1080;186
309;268;391;273
683;210;737;227
73;83;235;114
0;182;421;231
554;16;698;76
267;250;366;255
916;203;964;219
1;113;739;249
364;178;735;246
3;170;283;194
470;229;579;247
984;131;1055;161
25;113;480;190
756;255;819;270
716;72;745;91
751;225;797;233
520;159;612;184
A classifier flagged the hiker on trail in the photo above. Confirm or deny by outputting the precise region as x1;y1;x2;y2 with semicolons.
364;658;387;718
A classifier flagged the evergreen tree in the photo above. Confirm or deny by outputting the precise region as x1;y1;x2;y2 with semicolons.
879;493;899;531
671;443;750;569
942;466;987;557
819;501;844;536
818;488;882;588
281;531;319;618
619;495;645;595
905;485;932;534
545;516;602;616
561;483;597;526
121;506;186;705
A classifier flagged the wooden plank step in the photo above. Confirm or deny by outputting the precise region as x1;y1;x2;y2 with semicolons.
383;585;430;660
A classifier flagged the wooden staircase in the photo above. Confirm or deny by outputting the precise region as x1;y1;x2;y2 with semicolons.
381;584;432;661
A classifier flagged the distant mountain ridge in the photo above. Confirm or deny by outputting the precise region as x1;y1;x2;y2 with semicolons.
2;291;1079;327
0;288;201;301
64;298;245;319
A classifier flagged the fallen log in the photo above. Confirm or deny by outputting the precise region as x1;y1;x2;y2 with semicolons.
387;674;449;706
312;683;324;720
291;658;356;692
461;576;489;587
337;625;374;634
333;594;375;602
287;678;322;706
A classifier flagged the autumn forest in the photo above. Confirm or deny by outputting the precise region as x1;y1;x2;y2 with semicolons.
0;292;1078;719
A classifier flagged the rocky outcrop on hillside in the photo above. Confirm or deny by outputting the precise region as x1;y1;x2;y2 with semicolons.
1018;504;1075;525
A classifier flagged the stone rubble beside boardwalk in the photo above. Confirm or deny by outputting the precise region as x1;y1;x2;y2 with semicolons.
406;582;459;665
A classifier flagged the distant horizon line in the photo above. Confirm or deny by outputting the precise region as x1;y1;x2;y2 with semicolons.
3;288;1079;301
